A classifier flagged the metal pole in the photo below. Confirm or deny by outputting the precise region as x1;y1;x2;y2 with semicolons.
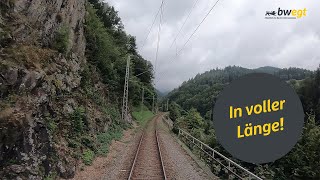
121;55;130;122
140;87;144;114
156;98;158;113
152;95;155;113
166;99;169;111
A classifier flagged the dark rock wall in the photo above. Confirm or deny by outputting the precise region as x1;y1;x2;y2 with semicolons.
0;0;108;179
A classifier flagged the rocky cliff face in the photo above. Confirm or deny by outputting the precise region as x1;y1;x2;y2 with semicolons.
0;0;115;179
1;0;86;55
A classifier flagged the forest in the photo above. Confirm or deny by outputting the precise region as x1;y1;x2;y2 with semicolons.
85;0;156;109
167;65;320;179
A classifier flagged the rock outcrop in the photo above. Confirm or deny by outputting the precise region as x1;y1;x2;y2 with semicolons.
0;0;115;179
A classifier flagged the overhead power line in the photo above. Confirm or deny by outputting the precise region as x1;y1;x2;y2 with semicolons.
135;0;222;88
154;0;164;79
133;0;165;80
169;0;200;49
174;0;222;58
141;0;166;49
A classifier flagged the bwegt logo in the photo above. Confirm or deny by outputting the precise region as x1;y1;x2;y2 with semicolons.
265;8;307;19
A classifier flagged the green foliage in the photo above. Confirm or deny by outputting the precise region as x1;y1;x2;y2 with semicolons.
250;113;320;179
85;5;120;89
47;120;57;133
84;87;106;106
273;113;320;179
80;65;91;88
83;85;122;124
71;107;86;135
44;172;57;180
185;108;205;129
81;135;96;151
168;102;181;121
53;25;69;53
102;105;121;123
204;129;218;147
67;138;82;149
168;66;319;179
167;66;312;116
254;165;275;179
97;124;124;156
85;4;155;104
45;116;57;133
174;108;206;140
276;67;313;80
297;66;320;122
132;105;154;126
131;55;154;84
88;0;123;31
82;149;95;165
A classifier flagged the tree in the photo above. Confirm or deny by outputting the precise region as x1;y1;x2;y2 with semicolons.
84;4;156;105
169;102;181;121
297;65;320;122
270;112;320;179
185;108;204;130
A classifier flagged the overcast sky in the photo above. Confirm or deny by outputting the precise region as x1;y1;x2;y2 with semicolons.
106;0;320;92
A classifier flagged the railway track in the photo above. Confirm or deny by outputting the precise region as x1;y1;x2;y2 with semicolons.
128;117;167;180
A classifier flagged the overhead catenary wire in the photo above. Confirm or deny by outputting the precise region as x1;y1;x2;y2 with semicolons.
132;0;165;80
141;0;166;49
169;0;200;49
135;0;222;88
174;0;222;59
154;0;164;83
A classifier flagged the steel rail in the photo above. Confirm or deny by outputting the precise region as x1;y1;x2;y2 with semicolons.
127;132;144;180
128;116;167;180
155;128;167;180
162;116;262;180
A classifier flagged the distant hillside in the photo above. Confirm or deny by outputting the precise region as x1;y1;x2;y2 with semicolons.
166;66;312;116
254;66;312;80
156;89;168;98
254;66;281;74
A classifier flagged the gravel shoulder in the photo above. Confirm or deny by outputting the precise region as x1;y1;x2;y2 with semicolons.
156;116;218;180
73;114;218;180
72;122;142;180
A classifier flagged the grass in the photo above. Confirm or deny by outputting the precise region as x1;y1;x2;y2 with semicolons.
132;105;154;127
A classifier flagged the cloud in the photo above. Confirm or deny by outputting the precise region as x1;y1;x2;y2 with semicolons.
106;0;320;92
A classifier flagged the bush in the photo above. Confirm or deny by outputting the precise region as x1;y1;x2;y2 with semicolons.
81;135;96;151
97;124;123;156
172;122;180;134
84;4;156;104
67;138;81;149
102;106;121;123
53;25;69;53
71;107;86;135
82;149;94;165
44;172;57;180
45;116;57;133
